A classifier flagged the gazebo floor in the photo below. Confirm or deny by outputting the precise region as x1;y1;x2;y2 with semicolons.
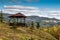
9;23;25;26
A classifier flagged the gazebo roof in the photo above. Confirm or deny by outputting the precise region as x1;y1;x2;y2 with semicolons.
9;13;26;18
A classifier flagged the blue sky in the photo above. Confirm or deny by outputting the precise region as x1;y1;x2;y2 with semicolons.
0;0;60;19
0;0;60;9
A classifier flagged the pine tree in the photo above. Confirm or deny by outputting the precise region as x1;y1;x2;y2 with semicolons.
37;22;40;29
31;21;34;28
0;10;3;22
30;21;35;33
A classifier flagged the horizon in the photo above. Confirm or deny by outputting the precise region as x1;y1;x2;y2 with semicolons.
0;0;60;19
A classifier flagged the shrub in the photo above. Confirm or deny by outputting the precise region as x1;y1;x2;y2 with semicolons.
11;18;17;29
30;21;35;32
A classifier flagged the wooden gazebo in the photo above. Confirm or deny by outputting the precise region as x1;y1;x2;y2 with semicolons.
9;13;26;26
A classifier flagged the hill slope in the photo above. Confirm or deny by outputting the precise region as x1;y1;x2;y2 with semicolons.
0;22;57;40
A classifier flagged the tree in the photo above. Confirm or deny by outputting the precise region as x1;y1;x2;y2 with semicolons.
36;22;40;29
0;10;3;22
30;21;35;33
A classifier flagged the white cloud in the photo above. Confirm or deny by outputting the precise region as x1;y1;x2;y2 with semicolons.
3;5;40;16
40;10;60;19
2;5;60;19
4;5;39;10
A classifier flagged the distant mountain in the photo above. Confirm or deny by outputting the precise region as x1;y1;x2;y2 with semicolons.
26;15;60;22
25;15;60;27
2;13;60;27
3;13;12;21
2;13;60;21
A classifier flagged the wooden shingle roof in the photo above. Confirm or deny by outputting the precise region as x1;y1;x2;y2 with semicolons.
9;13;26;18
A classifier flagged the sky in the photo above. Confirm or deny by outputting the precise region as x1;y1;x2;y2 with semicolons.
0;0;60;19
0;0;60;9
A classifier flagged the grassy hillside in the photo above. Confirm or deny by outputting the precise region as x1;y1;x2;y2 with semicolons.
0;22;58;40
42;25;60;40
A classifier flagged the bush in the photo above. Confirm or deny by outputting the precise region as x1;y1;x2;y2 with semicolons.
29;21;35;32
11;18;17;29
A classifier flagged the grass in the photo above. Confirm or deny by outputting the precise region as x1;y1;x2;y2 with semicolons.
42;25;60;40
0;22;58;40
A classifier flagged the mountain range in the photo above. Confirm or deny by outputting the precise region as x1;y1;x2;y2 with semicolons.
1;13;60;27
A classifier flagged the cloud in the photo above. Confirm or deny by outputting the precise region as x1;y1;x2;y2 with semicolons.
4;5;39;9
3;5;40;16
40;9;60;19
2;5;60;19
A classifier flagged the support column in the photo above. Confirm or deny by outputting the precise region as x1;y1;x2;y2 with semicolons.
24;18;25;26
8;18;11;26
20;18;22;23
17;18;18;25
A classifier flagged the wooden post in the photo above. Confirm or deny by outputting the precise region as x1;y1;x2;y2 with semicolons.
17;18;18;25
8;18;11;25
24;18;25;26
20;18;22;23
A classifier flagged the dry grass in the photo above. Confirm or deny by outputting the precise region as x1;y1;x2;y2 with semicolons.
0;22;58;40
42;25;60;39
